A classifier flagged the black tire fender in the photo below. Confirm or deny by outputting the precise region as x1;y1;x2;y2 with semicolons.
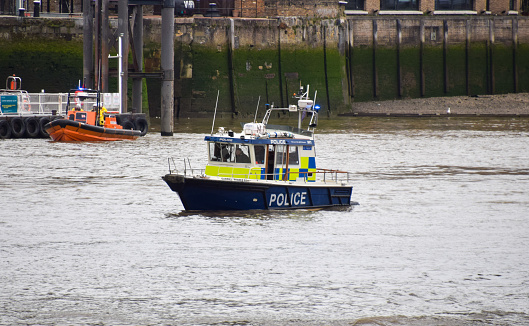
0;119;12;139
121;120;135;130
39;117;51;138
134;117;149;136
10;117;26;138
25;117;40;138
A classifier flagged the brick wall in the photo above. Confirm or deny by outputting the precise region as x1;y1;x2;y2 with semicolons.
233;0;266;18
489;0;511;13
274;0;338;17
4;0;523;20
365;0;379;14
237;0;339;17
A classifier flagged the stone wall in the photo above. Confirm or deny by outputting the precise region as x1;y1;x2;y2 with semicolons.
3;15;529;61
2;15;529;116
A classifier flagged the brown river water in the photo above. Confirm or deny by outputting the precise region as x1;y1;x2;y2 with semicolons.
1;116;528;325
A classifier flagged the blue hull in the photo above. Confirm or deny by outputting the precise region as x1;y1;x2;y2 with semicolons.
162;174;352;210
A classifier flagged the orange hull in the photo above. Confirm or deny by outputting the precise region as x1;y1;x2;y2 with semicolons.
45;119;141;142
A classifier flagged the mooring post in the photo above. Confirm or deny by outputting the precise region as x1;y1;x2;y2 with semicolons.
118;0;128;112
443;19;448;95
465;19;470;96
396;19;402;98
132;6;144;114
101;0;109;92
323;23;331;115
488;18;495;95
161;0;175;136
347;19;355;99
82;0;93;88
94;0;101;89
277;19;284;108
372;19;378;99
419;18;425;97
512;17;518;93
227;18;236;115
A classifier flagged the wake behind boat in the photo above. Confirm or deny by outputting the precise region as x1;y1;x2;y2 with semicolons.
44;88;147;141
162;85;353;211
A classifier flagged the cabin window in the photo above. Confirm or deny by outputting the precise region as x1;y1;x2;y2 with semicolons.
209;143;232;162
208;143;253;164
234;145;251;163
276;145;299;166
254;145;266;164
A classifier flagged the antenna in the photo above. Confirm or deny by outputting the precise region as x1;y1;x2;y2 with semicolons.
210;89;220;135
253;95;261;123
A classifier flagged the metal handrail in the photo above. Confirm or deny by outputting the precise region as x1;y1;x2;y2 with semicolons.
167;158;351;184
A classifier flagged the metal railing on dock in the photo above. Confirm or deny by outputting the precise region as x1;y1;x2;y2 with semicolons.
0;91;122;116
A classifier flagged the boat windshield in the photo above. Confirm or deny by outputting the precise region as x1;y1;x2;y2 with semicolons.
209;143;251;164
276;145;300;166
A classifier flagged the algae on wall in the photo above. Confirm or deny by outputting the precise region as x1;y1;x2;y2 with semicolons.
165;18;350;118
166;44;349;118
0;39;83;92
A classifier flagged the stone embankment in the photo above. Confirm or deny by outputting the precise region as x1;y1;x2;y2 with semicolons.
344;93;529;117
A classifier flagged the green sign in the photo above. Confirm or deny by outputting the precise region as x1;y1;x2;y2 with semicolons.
1;95;18;113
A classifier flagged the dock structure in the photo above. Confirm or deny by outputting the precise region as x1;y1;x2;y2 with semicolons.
0;77;149;139
83;0;175;136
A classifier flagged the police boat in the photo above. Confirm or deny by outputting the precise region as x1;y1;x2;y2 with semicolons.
162;85;353;211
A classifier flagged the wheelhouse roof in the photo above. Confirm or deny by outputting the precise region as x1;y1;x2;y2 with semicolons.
204;136;314;146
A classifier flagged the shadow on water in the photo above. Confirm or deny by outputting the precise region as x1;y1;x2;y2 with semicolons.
164;206;356;220
362;165;529;180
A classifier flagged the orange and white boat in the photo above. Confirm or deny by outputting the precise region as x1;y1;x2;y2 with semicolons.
44;88;145;142
45;112;141;141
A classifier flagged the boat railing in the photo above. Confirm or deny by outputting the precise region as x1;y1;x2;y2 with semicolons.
262;124;313;137
168;157;205;177
168;158;350;184
212;169;350;184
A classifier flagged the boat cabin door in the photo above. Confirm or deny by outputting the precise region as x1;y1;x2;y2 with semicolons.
266;145;275;180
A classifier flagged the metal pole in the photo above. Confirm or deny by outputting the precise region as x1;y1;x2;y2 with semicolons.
83;0;93;88
101;0;109;92
94;0;101;90
118;0;128;112
108;34;124;113
132;5;144;114
161;0;175;136
118;35;123;114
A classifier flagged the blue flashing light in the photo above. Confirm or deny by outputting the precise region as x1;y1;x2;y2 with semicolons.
314;104;321;112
